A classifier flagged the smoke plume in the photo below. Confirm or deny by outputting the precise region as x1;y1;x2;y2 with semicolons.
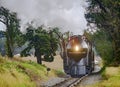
0;0;88;35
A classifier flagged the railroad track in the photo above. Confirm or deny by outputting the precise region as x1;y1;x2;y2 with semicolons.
53;74;88;87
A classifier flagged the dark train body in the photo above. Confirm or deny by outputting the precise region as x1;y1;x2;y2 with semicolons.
62;35;94;77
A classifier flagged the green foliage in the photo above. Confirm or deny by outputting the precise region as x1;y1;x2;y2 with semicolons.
0;7;23;57
84;30;113;65
44;55;54;62
86;0;120;65
21;26;59;64
96;40;113;65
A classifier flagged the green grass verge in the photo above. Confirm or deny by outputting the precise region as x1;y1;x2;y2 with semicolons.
86;67;120;87
0;56;65;87
0;57;35;87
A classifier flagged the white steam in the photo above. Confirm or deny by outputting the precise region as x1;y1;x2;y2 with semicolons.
0;0;88;34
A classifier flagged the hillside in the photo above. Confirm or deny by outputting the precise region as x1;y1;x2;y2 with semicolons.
0;55;65;87
17;55;64;70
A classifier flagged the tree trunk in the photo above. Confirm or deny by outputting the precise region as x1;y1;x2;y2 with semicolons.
35;49;42;64
114;40;120;65
6;32;13;58
36;55;42;64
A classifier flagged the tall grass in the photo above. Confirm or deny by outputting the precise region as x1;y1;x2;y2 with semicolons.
0;56;65;87
85;66;120;87
20;61;47;79
0;70;35;87
0;57;35;87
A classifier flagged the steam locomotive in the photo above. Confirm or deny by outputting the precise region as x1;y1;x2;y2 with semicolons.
62;35;94;77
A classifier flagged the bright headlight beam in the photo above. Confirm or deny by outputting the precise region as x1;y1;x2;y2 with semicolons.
75;45;79;51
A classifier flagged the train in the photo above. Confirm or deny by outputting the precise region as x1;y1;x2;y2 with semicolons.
61;35;94;77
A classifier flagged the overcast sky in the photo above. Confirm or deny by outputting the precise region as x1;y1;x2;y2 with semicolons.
0;0;88;35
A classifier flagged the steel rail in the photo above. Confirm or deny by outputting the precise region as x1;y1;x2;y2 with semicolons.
53;74;88;87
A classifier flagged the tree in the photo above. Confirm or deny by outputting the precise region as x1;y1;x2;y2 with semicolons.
84;30;113;65
20;26;58;64
85;0;120;65
52;27;71;58
51;27;72;73
0;7;22;58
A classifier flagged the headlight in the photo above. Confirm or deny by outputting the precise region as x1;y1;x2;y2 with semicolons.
74;45;79;51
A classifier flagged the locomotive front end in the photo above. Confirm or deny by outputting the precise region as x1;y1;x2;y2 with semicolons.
67;36;88;62
63;35;94;77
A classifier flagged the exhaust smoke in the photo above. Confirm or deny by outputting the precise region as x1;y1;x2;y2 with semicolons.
0;0;88;34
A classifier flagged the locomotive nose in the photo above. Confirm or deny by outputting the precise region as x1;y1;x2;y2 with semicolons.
66;36;88;62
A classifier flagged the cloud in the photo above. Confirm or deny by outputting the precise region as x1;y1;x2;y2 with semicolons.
0;0;88;35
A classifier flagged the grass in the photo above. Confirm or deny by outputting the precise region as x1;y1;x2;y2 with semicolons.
100;67;120;87
0;56;65;87
0;70;35;87
54;69;65;77
0;57;35;87
20;61;47;79
85;66;120;87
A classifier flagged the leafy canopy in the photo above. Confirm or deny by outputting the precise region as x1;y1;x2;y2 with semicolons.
0;7;23;57
21;26;58;63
